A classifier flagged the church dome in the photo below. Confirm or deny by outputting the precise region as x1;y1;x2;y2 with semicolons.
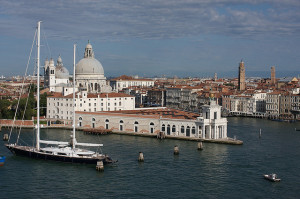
76;58;104;75
56;65;69;79
55;56;69;79
75;41;104;75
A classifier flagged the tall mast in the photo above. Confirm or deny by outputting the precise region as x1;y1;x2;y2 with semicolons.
72;44;76;149
36;21;41;150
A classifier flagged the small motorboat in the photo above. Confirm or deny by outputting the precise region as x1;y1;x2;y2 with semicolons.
263;173;281;182
0;156;6;166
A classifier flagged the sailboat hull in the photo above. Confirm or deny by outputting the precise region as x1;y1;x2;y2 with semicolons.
5;144;113;165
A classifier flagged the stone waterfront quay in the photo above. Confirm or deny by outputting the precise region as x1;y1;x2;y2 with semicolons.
0;119;243;145
83;128;111;135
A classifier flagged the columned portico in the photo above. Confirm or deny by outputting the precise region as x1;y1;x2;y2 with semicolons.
196;100;228;140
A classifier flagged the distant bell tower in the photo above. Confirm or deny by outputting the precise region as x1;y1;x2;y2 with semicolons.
238;60;245;91
49;58;56;92
214;72;217;81
271;66;276;85
44;58;49;88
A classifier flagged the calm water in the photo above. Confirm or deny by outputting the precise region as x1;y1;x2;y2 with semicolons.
1;117;300;199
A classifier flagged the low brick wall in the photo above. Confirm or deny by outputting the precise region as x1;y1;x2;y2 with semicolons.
0;119;34;127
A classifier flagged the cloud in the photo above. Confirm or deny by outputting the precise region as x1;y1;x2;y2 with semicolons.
0;0;300;41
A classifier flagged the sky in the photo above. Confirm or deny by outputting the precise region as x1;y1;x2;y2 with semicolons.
1;0;300;78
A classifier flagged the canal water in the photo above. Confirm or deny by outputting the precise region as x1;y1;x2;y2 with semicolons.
1;117;300;198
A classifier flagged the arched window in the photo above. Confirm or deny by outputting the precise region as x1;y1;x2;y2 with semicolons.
192;126;196;134
181;125;184;133
120;120;123;131
167;124;171;135
150;122;154;134
105;119;109;129
172;125;176;133
134;121;139;132
161;124;165;132
79;117;82;127
92;118;95;128
186;126;190;136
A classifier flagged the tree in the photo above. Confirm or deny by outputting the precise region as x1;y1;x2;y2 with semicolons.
40;92;48;116
0;99;13;119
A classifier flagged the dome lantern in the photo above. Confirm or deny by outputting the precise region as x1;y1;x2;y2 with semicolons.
84;40;94;58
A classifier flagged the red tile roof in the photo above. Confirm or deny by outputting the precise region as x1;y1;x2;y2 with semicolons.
78;108;200;120
47;92;133;99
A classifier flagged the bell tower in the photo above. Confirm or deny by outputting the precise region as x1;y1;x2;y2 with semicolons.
238;60;245;91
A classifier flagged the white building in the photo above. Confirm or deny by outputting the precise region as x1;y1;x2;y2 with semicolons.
47;90;135;120
44;56;70;92
110;75;155;92
230;92;266;117
266;91;281;118
75;100;228;140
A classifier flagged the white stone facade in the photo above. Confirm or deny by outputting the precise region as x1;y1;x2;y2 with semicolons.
110;75;155;92
47;91;135;120
44;56;70;92
230;92;266;117
75;100;228;140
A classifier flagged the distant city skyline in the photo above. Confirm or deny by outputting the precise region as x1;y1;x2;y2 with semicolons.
1;0;300;78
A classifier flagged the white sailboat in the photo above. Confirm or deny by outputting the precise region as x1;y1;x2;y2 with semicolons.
5;21;113;165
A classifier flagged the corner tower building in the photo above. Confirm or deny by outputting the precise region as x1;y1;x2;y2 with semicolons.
238;60;245;91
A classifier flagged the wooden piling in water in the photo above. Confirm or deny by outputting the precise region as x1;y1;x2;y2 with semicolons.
157;132;165;139
96;161;104;172
3;134;8;141
259;129;262;138
174;145;179;155
138;152;144;162
197;142;203;150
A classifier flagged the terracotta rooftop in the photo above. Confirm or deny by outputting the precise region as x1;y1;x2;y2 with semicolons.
48;92;133;99
111;75;153;81
78;108;200;120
